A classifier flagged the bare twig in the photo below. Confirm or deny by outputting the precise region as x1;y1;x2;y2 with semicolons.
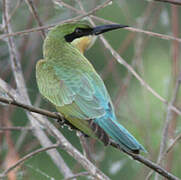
25;0;46;38
0;143;60;178
0;0;112;40
155;5;180;178
1;4;181;44
63;172;90;180
154;0;181;6
77;131;92;161
0;95;180;179
147;72;181;180
1;0;23;30
0;126;33;131
166;133;181;154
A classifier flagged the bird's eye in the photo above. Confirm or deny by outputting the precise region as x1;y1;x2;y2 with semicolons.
74;28;83;34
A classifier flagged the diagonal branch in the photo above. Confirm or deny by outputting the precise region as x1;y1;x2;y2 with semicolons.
25;0;46;38
0;89;180;179
0;143;60;178
154;0;181;6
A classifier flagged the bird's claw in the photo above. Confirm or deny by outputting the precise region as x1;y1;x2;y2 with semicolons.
54;112;65;125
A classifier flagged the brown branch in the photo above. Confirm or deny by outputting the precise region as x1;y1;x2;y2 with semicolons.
25;0;46;38
63;172;90;180
0;95;180;179
154;0;181;6
166;133;181;153
0;126;33;131
0;143;60;178
0;95;63;120
0;0;112;40
1;3;181;44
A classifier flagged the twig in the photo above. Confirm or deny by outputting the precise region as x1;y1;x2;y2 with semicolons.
1;3;181;44
122;149;180;180
0;94;180;179
147;72;181;180
154;0;181;6
25;0;46;38
0;126;33;131
155;72;181;178
0;95;63;120
0;143;60;178
1;0;23;30
77;131;92;161
166;133;181;154
63;172;90;180
0;0;112;40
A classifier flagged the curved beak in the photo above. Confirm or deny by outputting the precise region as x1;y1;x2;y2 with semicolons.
92;24;128;35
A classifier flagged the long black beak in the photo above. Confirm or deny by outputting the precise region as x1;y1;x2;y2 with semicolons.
92;24;128;35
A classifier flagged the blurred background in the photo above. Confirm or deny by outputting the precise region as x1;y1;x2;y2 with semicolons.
0;0;181;179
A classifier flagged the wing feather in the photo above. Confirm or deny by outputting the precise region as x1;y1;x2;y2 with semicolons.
36;59;109;119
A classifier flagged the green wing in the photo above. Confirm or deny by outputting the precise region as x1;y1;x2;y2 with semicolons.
36;60;75;106
36;59;107;119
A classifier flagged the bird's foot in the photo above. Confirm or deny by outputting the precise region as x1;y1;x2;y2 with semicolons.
54;112;65;125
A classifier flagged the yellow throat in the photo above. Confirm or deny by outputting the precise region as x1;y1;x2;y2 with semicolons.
71;35;97;54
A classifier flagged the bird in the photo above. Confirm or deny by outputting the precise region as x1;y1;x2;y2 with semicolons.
36;21;146;154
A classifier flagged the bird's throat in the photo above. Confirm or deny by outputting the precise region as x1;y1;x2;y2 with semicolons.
71;35;97;54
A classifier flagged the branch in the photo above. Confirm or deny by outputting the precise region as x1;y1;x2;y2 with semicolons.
25;0;46;38
0;95;63;120
154;0;181;6
0;0;112;40
63;172;90;180
0;126;33;131
1;3;181;44
155;68;181;180
0;93;180;179
0;143;60;178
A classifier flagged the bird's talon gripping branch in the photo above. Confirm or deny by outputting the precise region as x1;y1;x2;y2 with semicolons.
54;112;65;125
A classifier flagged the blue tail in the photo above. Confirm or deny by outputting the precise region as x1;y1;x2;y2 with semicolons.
95;116;146;153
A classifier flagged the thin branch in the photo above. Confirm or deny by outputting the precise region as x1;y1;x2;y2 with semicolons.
1;0;23;30
154;0;181;6
0;126;33;131
0;95;180;179
0;95;63;120
0;5;181;44
166;133;181;154
25;0;46;38
122;149;180;180
155;74;181;179
147;72;181;180
0;0;112;40
63;172;90;180
0;143;60;178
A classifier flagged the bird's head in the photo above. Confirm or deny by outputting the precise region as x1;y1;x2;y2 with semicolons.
48;22;128;54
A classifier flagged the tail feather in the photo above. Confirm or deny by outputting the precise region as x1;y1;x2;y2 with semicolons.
95;117;146;153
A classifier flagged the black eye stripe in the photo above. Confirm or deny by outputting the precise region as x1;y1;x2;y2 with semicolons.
64;27;93;42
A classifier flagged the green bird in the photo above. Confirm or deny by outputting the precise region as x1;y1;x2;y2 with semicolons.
36;22;146;154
